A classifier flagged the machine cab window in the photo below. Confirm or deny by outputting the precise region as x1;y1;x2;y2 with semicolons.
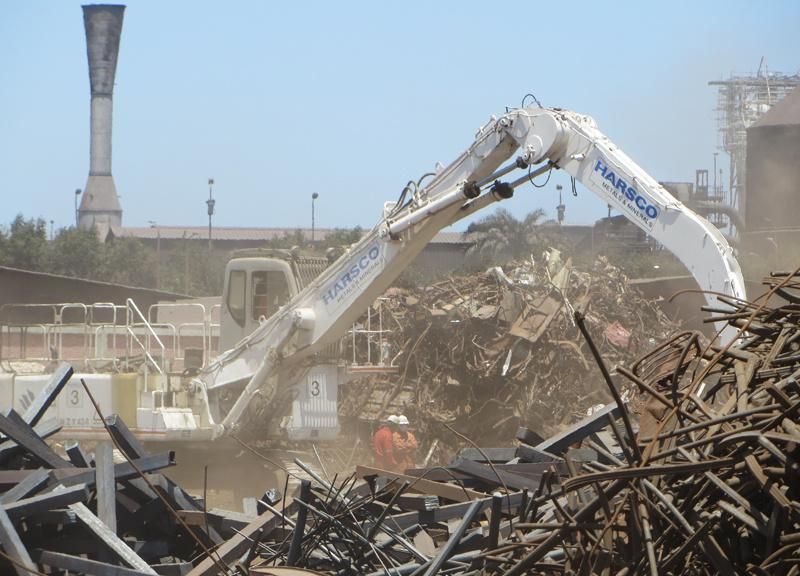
252;271;290;320
220;251;328;352
227;270;246;327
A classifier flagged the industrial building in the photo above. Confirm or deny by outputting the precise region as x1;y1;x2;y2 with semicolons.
66;3;800;295
744;86;800;250
78;5;125;231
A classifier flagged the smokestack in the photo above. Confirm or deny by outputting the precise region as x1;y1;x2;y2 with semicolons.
79;4;125;230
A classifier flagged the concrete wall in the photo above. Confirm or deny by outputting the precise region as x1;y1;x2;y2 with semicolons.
0;267;184;323
746;124;800;232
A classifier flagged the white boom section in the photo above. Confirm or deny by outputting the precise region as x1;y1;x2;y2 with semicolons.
194;105;745;437
508;109;746;323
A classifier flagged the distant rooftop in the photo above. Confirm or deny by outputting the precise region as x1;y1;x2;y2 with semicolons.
0;265;188;299
111;226;479;245
114;226;341;242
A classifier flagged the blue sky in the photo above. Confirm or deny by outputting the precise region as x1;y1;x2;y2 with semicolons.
1;1;798;232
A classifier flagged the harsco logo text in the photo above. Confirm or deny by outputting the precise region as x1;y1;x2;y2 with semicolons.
322;244;381;307
593;159;659;220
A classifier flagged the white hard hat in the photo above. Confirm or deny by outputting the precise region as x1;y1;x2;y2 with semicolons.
397;415;410;426
387;415;400;424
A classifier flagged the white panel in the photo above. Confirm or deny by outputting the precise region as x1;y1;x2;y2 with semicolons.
6;373;112;430
287;364;340;440
137;408;163;431
161;409;197;431
58;374;113;429
12;376;52;420
0;374;16;414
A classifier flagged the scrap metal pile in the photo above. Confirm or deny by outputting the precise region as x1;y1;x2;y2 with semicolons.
341;254;680;447
2;272;800;575
238;271;800;575
0;364;297;576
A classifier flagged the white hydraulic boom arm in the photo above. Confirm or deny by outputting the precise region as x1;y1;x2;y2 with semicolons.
195;105;746;438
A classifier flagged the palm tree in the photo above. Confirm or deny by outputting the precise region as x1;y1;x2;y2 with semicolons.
466;207;546;262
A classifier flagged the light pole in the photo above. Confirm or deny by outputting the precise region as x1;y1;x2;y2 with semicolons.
311;192;319;243
149;220;161;289
74;189;82;227
206;178;215;254
555;184;564;225
713;152;719;198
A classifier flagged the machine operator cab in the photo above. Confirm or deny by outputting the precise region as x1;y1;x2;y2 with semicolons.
219;249;343;441
220;249;331;352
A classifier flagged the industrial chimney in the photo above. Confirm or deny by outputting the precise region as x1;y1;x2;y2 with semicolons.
78;4;125;230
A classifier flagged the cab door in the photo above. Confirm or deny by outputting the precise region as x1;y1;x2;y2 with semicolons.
220;259;296;352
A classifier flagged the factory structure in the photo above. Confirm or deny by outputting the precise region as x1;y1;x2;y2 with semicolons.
73;4;800;273
72;4;479;273
78;4;125;231
630;68;800;255
744;85;800;248
711;69;800;227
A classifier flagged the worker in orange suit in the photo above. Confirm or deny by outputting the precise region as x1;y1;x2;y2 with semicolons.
392;415;419;472
372;415;399;471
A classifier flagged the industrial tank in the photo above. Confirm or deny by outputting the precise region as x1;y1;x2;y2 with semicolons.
745;87;800;232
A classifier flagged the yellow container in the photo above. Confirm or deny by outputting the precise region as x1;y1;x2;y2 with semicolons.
111;373;139;425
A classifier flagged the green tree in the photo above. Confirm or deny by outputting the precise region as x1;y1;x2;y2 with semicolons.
161;241;227;296
466;207;546;263
0;227;7;264
321;227;363;248
47;227;104;279
258;227;364;252
99;237;158;288
261;230;306;250
2;215;49;270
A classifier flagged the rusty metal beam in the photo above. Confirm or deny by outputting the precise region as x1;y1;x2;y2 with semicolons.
22;362;73;426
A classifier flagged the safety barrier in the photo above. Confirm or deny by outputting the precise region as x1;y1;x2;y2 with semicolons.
0;301;220;375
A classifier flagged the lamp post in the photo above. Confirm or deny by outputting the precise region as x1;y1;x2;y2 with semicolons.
206;178;215;254
713;152;719;198
74;189;82;227
311;192;319;243
555;184;565;225
149;220;161;289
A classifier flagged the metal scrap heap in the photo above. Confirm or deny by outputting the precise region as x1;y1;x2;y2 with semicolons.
1;272;800;574
238;270;800;575
342;253;680;447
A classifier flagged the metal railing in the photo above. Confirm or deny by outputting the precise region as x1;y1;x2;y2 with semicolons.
347;298;395;367
125;298;165;388
0;297;389;376
90;303;126;370
0;302;97;368
148;302;218;372
0;300;221;376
